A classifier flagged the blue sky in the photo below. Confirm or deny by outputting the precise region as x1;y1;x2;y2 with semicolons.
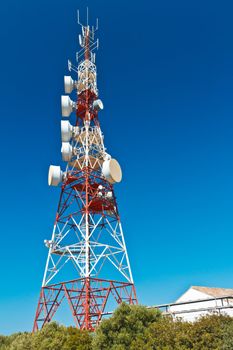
1;0;233;334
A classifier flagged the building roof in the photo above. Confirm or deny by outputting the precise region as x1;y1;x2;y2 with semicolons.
192;286;233;298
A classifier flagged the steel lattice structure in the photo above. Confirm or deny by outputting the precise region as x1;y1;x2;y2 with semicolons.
33;10;137;332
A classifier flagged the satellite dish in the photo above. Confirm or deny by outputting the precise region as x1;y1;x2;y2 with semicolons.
61;121;73;142
61;142;73;161
48;165;63;186
93;99;104;111
64;76;75;94
102;159;122;184
61;96;75;117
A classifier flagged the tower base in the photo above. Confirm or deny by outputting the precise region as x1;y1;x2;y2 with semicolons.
33;277;137;332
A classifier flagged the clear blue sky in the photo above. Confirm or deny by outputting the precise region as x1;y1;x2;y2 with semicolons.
1;0;233;334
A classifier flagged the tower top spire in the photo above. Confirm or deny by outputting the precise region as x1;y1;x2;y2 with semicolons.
76;8;99;65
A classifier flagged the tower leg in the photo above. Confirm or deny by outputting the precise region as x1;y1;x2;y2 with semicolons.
33;278;137;332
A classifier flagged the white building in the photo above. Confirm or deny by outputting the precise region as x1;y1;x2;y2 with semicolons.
166;286;233;321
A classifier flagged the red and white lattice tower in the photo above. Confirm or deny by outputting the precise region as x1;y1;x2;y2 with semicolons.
33;11;137;332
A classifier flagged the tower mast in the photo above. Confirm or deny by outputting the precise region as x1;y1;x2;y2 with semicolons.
33;10;137;331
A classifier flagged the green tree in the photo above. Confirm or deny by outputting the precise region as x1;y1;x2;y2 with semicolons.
146;316;193;350
0;335;9;350
63;326;92;350
222;318;233;350
8;333;33;350
92;303;161;350
32;322;67;350
0;333;23;350
0;322;93;350
2;307;233;350
147;313;233;350
190;314;232;350
0;335;8;350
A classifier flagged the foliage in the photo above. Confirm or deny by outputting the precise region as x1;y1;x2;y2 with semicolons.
0;333;22;350
221;319;233;350
145;313;233;350
188;314;232;350
30;322;64;350
1;305;233;350
92;303;162;350
9;333;33;350
0;323;92;350
62;326;92;350
146;315;193;349
93;305;233;350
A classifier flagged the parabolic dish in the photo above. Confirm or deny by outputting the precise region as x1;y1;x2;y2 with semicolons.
61;120;72;142
102;159;122;183
61;142;73;162
64;76;74;94
61;96;74;117
48;165;63;186
93;99;104;111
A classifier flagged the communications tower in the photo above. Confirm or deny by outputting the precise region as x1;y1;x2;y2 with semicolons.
33;11;137;331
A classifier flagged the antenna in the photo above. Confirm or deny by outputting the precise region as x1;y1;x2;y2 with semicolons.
67;59;78;73
79;34;83;47
75;9;99;64
68;60;72;72
77;8;98;31
77;9;83;27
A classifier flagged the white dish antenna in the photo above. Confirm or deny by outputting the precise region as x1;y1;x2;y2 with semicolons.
61;142;73;161
48;165;64;186
102;159;122;183
60;120;79;142
61;96;76;117
64;76;76;94
61;120;73;142
93;99;104;111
